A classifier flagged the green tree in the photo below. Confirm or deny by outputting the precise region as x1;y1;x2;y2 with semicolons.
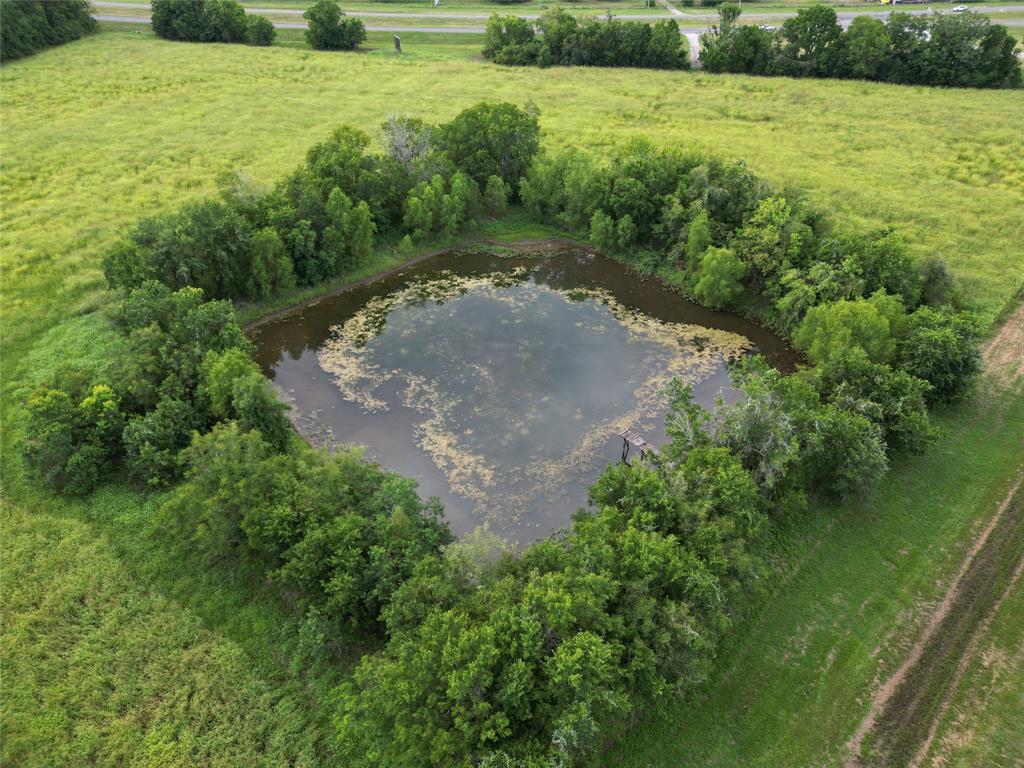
897;307;982;403
482;14;536;60
199;347;260;421
589;209;617;252
777;6;843;78
231;373;293;454
200;0;248;43
23;382;124;496
839;16;892;80
685;209;712;268
483;175;508;216
439;102;540;191
247;227;295;299
0;0;96;62
794;295;899;366
693;246;747;309
303;0;366;50
246;14;276;46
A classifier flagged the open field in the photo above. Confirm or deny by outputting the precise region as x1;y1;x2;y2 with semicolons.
2;28;1023;767
4;28;1022;357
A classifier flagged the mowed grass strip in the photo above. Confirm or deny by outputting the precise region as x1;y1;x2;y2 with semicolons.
919;570;1024;767
606;387;1024;768
866;484;1024;766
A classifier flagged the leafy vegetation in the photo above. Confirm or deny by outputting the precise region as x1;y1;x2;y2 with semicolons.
483;9;689;70
303;0;366;51
30;92;982;766
701;4;1022;88
0;0;95;62
3;29;1023;768
151;0;275;46
103;103;540;301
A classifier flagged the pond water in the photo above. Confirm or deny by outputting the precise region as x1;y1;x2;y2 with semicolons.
251;244;796;545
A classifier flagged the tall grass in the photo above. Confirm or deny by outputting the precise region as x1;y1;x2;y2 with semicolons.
2;28;1023;767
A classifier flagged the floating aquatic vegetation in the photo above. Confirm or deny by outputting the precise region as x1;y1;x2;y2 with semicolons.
317;265;753;533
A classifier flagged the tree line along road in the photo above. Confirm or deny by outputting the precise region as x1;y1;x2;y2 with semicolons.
92;1;1024;24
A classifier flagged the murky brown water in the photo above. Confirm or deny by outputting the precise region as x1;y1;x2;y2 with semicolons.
251;244;796;545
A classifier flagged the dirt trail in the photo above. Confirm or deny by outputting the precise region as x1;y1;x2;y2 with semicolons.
908;554;1024;768
982;301;1024;384
842;476;1024;767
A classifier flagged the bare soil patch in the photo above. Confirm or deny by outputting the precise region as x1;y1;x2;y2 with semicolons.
982;301;1024;384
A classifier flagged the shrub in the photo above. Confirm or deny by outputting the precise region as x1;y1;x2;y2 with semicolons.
439;101;540;192
246;15;276;46
483;175;509;216
104;200;254;300
23;382;123;495
794;294;901;366
199;0;248;43
247;227;296;299
304;0;366;50
813;348;936;454
151;0;205;41
692;246;747;309
122;396;198;487
0;0;96;62
897;307;982;403
151;0;249;44
164;423;452;634
231;373;293;454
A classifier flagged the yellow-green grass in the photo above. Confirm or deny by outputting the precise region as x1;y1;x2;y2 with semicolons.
2;28;1024;767
4;28;1023;361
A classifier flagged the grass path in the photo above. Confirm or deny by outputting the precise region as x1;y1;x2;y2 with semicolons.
844;477;1024;766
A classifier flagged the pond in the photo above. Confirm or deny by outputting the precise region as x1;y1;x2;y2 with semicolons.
251;243;796;545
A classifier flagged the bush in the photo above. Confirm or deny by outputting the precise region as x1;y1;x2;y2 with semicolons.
794;294;901;366
0;0;96;62
692;246;747;309
104;200;255;300
246;15;276;46
164;423;452;634
24;382;123;495
151;0;249;44
439;101;540;192
813;348;936;454
122;396;198;487
304;0;366;50
483;175;508;216
897;307;982;403
200;0;248;43
484;10;690;71
247;227;296;299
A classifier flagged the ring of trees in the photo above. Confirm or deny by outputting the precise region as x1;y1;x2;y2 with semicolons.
23;102;983;767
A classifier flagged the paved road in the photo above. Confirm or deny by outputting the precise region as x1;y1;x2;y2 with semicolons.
95;13;490;32
94;1;1024;23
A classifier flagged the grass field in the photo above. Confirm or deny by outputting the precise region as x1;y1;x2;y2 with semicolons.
2;28;1023;767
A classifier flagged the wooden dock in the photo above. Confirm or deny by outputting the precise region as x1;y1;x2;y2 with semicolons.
618;428;655;463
